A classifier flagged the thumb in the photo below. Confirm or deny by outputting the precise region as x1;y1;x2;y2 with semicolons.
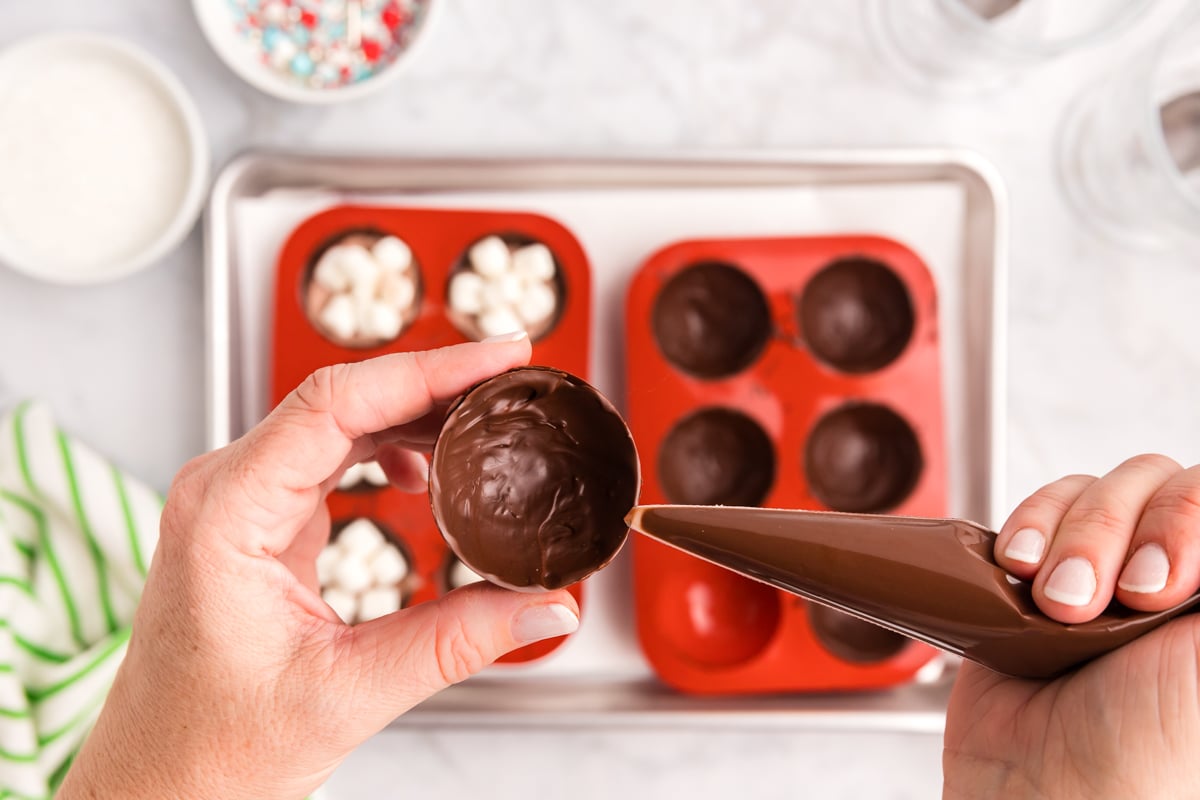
341;582;579;723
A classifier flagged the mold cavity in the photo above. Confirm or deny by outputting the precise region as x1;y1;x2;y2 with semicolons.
798;257;914;373
807;602;909;664
805;403;922;513
658;407;775;507
652;261;771;379
446;233;565;342
319;518;414;624
304;229;422;349
655;563;782;669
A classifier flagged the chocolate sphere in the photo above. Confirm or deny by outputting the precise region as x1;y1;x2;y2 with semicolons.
658;407;775;507
804;403;921;513
652;261;771;379
807;602;908;664
799;258;914;373
429;367;640;591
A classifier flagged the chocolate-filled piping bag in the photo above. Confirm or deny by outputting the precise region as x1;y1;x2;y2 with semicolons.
626;504;1200;679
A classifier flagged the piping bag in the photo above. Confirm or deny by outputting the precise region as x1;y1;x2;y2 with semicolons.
625;504;1200;679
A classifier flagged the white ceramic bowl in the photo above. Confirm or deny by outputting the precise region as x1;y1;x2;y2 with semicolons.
0;33;209;285
192;0;441;104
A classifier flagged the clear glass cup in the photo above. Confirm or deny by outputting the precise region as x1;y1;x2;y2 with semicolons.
1058;7;1200;251
862;0;1156;95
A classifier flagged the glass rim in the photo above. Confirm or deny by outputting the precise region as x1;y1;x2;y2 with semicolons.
935;0;1156;57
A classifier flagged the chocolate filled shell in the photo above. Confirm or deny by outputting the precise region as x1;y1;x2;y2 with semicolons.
658;407;775;507
429;367;640;591
799;257;914;374
805;403;922;513
652;261;771;379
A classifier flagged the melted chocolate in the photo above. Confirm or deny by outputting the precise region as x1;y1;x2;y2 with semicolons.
652;261;771;379
805;403;921;513
627;504;1200;679
658;407;775;506
430;367;639;591
799;258;914;373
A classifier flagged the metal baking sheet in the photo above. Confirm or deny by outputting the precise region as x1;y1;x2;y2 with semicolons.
204;150;1007;729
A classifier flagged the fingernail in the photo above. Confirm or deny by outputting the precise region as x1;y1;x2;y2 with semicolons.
512;603;579;644
1044;557;1097;606
1118;543;1170;594
482;330;528;343
1004;528;1046;564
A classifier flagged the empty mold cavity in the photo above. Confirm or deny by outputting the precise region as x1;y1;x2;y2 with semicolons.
654;563;782;669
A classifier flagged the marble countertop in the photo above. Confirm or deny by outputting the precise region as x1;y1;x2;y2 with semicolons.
2;0;1198;797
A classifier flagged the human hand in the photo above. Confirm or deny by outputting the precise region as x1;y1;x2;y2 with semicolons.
943;455;1200;799
58;338;582;800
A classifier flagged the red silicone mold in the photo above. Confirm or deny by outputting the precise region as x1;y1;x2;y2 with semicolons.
627;234;946;694
271;205;591;663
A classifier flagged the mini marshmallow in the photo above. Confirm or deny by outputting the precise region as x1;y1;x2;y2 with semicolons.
469;236;511;278
512;243;556;282
340;245;382;301
378;271;416;310
316;545;341;585
358;587;402;621
363;301;402;340
337;462;365;490
497;271;524;305
338;518;387;558
332;555;373;595
360;460;389;487
448;271;485;315
313;247;352;292
322;587;358;624
478;306;524;339
372;236;413;273
449;558;485;589
517;282;557;325
318;294;358;342
370;544;409;585
479;279;510;312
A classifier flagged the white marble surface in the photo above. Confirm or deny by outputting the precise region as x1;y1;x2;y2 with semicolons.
2;0;1200;797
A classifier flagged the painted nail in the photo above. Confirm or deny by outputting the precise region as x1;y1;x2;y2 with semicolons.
1118;543;1170;594
1004;527;1046;564
1044;557;1097;607
512;603;579;644
482;330;529;343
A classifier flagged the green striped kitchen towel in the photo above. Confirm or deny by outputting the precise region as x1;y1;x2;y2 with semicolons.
0;402;161;799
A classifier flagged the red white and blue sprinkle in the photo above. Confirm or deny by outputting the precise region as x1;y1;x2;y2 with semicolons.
226;0;428;89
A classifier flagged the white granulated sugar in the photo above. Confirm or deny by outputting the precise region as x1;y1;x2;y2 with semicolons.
0;52;191;275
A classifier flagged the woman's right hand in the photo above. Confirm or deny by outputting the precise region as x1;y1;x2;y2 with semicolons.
944;455;1200;798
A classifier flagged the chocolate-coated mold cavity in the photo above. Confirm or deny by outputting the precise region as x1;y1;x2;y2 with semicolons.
654;563;782;669
799;257;914;373
303;229;423;349
652;261;771;379
446;233;565;342
429;367;640;591
807;602;909;664
805;403;922;513
658;407;775;507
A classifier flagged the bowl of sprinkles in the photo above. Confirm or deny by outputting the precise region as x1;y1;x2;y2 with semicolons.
193;0;436;103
